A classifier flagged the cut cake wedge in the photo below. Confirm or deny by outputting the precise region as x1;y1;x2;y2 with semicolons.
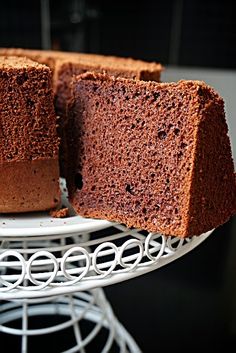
66;72;236;237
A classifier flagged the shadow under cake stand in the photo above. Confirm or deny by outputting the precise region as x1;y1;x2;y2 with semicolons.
0;180;213;353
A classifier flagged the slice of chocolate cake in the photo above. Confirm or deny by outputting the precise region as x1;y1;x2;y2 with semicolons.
66;72;236;237
0;56;60;212
54;55;163;177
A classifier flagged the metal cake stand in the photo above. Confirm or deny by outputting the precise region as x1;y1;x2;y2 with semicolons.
0;180;213;353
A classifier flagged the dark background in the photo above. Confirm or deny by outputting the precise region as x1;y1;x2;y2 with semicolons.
1;0;236;352
1;0;236;68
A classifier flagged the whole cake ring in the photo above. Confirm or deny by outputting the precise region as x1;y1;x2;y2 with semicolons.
0;49;235;238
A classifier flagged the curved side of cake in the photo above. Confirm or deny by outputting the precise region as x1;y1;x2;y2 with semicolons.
0;56;60;213
186;85;236;234
66;73;236;237
0;159;59;212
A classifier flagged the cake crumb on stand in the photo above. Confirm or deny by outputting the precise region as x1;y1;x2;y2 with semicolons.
50;207;69;218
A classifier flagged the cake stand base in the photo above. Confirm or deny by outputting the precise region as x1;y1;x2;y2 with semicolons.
0;288;141;353
0;180;213;352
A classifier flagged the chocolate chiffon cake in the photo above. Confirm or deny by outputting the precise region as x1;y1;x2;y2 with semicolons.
66;73;236;237
0;50;235;238
0;48;163;177
0;56;60;212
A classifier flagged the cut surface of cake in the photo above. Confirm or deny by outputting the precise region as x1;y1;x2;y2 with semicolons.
0;56;60;212
66;72;236;237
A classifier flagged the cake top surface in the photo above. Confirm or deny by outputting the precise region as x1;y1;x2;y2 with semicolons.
0;56;48;70
0;48;163;77
0;48;163;71
62;53;163;72
72;71;222;102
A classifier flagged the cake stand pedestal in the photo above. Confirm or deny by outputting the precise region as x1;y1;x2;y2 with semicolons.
0;182;213;352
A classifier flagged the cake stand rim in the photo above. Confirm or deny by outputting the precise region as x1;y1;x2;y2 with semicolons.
0;216;113;237
0;229;213;300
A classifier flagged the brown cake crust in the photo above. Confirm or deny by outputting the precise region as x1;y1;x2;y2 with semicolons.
0;56;60;213
0;159;59;212
66;72;236;237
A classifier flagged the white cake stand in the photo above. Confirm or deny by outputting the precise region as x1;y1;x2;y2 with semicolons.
0;180;213;353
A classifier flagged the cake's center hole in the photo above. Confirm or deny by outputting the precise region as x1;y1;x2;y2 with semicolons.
75;173;83;190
